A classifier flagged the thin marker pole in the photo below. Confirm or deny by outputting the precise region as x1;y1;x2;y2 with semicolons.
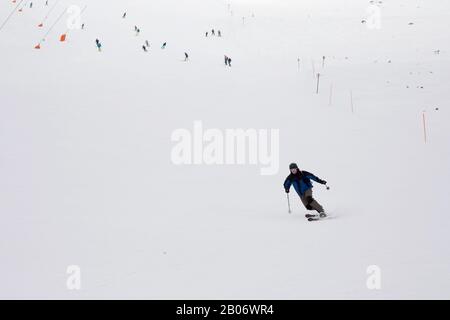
329;83;333;106
316;73;320;94
350;90;354;113
422;111;427;143
287;194;291;214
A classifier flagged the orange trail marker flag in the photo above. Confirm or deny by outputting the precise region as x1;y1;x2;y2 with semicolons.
60;34;66;42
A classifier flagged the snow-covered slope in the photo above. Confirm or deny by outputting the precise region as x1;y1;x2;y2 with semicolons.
0;0;449;299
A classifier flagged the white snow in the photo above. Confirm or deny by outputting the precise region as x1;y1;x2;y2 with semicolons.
0;0;449;299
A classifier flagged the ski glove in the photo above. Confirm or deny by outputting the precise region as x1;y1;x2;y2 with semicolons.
285;189;290;193
319;179;327;185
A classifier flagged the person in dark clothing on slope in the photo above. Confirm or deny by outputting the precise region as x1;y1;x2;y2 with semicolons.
283;163;329;217
95;39;102;52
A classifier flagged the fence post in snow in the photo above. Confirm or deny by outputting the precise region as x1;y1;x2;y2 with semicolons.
422;111;427;143
329;83;333;106
350;90;354;113
316;73;321;94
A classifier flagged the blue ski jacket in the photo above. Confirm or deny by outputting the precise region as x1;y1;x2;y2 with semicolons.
284;170;325;196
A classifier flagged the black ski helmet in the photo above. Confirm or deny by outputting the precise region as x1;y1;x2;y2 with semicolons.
289;163;298;170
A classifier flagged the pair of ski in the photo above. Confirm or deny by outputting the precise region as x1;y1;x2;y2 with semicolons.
305;213;327;222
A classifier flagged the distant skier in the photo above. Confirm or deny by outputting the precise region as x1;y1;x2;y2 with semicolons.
283;163;328;218
95;39;102;52
184;52;189;61
122;12;127;19
205;32;208;37
161;42;167;49
81;23;85;30
211;29;215;36
142;45;148;52
218;30;222;37
145;40;150;47
224;55;228;65
227;57;232;66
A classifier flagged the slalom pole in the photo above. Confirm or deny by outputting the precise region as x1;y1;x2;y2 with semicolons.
350;90;354;114
329;83;333;106
287;193;292;214
316;73;320;94
422;111;427;143
0;0;24;32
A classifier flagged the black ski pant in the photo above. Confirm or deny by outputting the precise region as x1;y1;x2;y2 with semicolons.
300;189;324;213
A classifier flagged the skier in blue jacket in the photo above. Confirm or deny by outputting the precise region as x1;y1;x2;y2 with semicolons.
284;163;328;217
95;39;102;52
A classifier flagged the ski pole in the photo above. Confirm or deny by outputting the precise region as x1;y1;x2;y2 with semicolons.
286;193;292;214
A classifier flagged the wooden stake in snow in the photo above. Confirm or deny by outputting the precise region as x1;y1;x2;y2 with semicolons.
329;83;333;106
316;73;321;94
422;111;427;143
350;90;354;113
